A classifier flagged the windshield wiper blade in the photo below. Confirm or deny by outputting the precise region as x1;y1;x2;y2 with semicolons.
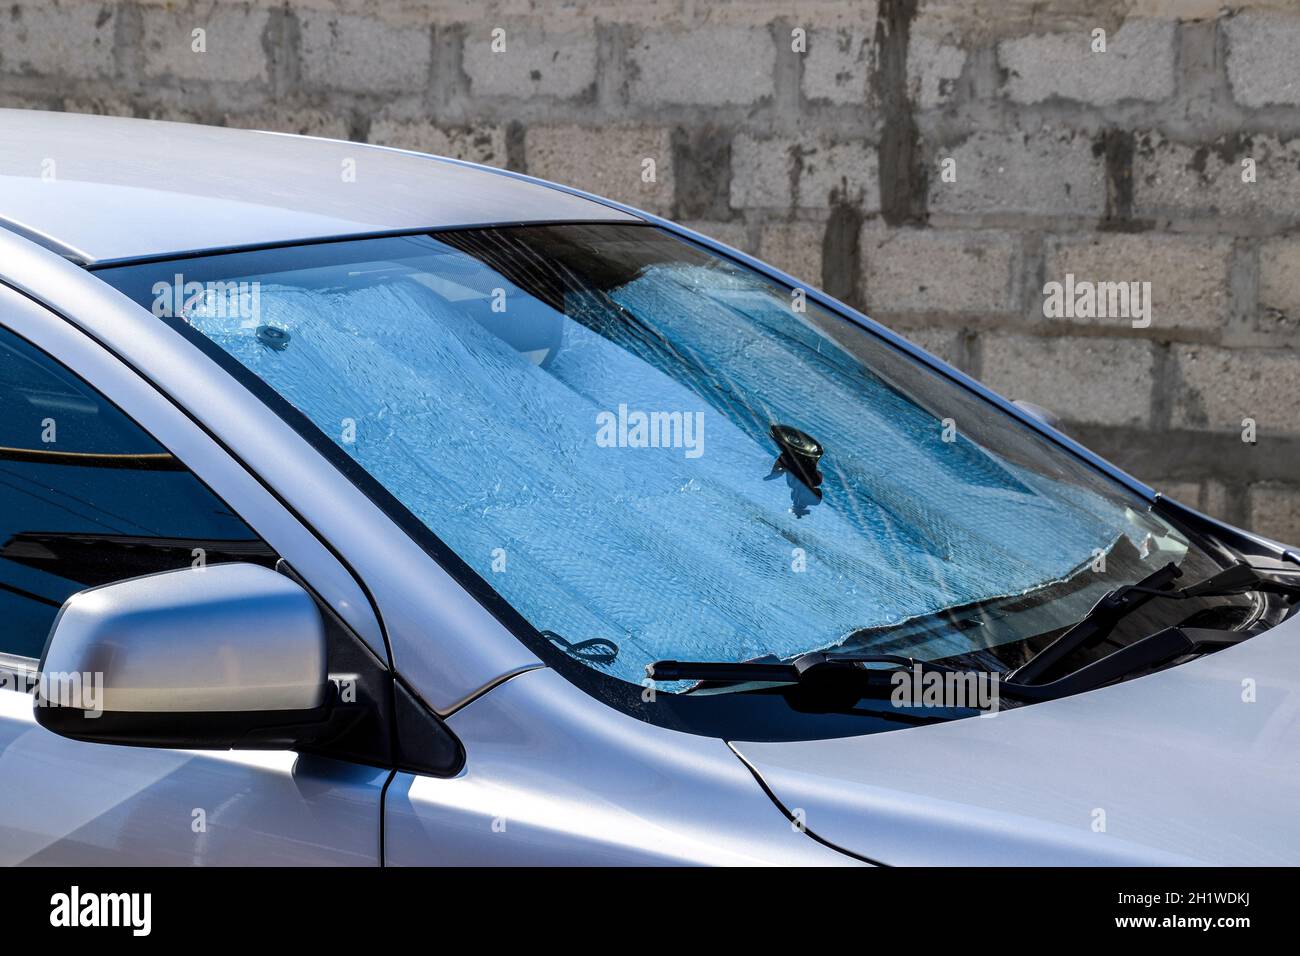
1127;560;1300;599
649;628;1239;711
649;562;1299;711
646;652;963;685
647;650;1079;709
651;628;1243;710
649;566;1188;697
1003;626;1227;701
1010;560;1300;687
646;652;969;713
1009;561;1182;685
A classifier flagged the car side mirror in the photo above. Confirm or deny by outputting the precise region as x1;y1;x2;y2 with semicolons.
35;563;332;750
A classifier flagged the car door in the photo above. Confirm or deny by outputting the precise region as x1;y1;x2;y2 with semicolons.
0;285;388;865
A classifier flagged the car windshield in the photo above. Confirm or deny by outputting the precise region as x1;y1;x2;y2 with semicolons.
99;223;1229;691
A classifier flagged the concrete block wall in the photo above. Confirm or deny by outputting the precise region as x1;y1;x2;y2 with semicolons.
3;0;1300;539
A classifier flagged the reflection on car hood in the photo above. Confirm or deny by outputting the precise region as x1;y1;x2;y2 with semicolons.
731;613;1300;865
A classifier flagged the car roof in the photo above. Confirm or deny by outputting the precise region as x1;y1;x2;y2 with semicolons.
0;110;639;266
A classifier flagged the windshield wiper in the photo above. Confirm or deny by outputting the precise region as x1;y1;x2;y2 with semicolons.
647;652;961;685
1010;560;1300;686
1008;561;1182;685
648;562;1300;712
649;564;1191;695
647;652;970;712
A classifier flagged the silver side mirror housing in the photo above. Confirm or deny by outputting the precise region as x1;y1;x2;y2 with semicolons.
35;563;331;749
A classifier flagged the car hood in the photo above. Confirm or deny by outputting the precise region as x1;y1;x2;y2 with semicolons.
731;611;1300;865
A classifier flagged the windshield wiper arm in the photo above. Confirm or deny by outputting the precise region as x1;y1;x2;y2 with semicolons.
1009;561;1182;685
649;562;1300;711
646;652;962;685
657;563;1192;690
650;629;1245;710
1010;560;1300;687
648;627;1243;710
1003;625;1236;701
649;566;1189;696
1125;560;1300;599
646;652;970;713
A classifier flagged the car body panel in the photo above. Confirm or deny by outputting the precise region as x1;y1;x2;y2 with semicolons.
0;686;386;865
732;610;1300;866
0;110;636;265
384;667;856;865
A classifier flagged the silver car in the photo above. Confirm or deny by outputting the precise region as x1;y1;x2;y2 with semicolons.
1;109;1297;866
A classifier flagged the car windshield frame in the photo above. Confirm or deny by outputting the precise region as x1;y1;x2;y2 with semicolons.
92;222;1242;741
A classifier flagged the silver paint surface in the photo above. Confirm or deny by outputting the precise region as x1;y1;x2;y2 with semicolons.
0;685;385;864
385;667;858;865
43;564;326;713
733;611;1300;865
0;110;635;263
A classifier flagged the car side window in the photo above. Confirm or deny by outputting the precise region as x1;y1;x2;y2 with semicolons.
0;325;276;659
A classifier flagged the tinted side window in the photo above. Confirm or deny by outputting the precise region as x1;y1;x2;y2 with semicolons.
0;326;275;659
